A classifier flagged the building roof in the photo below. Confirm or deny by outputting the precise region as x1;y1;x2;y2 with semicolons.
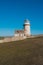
15;30;24;33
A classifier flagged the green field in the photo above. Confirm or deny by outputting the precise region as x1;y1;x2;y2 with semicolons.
0;36;43;65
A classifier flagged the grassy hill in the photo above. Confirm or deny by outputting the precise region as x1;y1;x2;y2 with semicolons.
0;36;43;65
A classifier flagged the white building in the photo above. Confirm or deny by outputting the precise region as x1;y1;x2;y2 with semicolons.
14;19;31;37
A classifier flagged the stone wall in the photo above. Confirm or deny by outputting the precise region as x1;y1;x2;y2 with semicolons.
0;36;26;43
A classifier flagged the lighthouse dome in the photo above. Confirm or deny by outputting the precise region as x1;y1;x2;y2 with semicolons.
24;19;30;25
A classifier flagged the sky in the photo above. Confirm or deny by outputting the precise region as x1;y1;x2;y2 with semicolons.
0;0;43;36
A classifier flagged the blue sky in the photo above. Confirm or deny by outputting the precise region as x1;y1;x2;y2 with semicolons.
0;0;43;36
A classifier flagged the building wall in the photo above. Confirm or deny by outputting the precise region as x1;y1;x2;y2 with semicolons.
14;33;24;37
24;25;31;36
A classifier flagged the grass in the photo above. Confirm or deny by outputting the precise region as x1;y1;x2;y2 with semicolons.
0;36;43;65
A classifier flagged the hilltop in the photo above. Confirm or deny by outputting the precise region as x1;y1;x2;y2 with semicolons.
0;36;43;65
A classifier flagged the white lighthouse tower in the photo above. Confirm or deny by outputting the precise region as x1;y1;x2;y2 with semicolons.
24;19;31;36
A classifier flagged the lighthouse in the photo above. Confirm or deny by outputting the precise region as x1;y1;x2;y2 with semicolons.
24;19;31;36
14;19;31;37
